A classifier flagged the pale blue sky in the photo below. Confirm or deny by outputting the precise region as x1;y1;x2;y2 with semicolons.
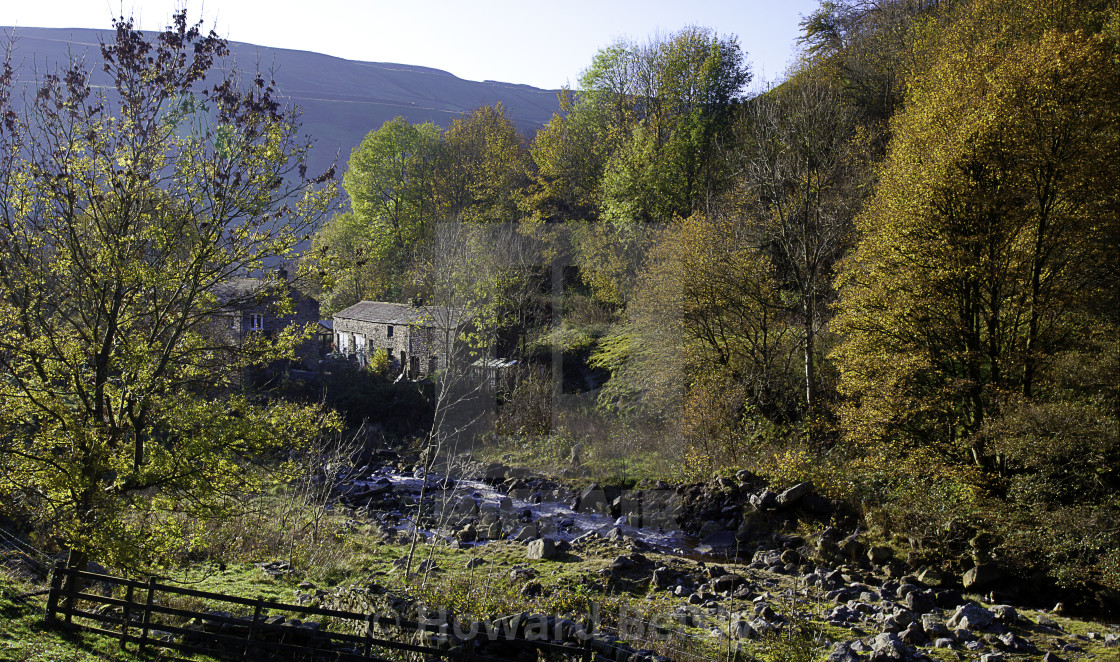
0;0;821;90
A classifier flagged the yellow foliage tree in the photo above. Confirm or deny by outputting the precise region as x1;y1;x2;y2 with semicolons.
834;5;1120;469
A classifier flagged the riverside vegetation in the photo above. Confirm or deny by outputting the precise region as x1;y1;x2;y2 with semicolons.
0;1;1118;661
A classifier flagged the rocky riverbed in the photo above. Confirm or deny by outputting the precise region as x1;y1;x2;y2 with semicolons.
309;451;1120;661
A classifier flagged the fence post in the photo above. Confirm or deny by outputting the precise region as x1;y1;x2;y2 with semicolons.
120;583;135;650
62;562;78;624
242;597;264;660
139;576;156;652
44;561;64;623
581;634;594;662
363;612;374;658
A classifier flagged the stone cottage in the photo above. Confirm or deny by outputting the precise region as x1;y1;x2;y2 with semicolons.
332;301;466;377
216;273;323;370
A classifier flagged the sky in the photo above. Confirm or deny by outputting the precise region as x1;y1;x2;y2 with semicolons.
0;0;822;90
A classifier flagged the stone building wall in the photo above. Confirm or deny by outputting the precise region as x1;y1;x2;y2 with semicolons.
333;304;457;377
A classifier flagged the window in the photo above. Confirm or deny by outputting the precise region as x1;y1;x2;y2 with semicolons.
387;325;394;338
249;313;264;331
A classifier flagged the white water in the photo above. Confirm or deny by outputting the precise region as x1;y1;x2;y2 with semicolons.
351;467;689;552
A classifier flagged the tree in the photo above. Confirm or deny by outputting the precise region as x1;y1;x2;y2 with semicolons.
592;27;751;224
547;27;750;308
833;5;1120;467
737;76;858;418
436;103;529;223
0;13;338;571
339;116;440;299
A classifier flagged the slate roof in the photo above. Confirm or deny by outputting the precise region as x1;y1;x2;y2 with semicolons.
333;301;467;328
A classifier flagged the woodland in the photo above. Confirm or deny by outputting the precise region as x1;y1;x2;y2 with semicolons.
306;0;1120;603
0;0;1116;651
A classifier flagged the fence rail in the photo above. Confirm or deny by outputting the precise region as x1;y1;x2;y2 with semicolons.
44;562;597;662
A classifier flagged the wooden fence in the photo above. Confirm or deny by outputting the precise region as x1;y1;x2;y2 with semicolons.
44;562;597;662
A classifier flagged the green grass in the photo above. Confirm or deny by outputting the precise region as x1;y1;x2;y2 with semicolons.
0;567;218;662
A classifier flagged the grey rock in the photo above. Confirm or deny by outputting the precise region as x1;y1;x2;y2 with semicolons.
947;603;994;630
990;604;1017;624
904;589;936;614
750;489;778;511
526;538;559;560
933;637;955;649
899;621;926;646
520;581;542;597
916;567;944;587
920;614;949;639
869;632;905;660
867;546;893;564
609;555;633;571
776;481;813;507
711;573;747;593
651;567;672;590
997;632;1034;653
826;641;862;662
962;563;1005;590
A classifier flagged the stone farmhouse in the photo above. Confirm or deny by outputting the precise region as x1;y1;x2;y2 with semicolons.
332;301;466;377
215;273;323;370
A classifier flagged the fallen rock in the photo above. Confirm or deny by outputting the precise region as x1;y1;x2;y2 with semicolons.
826;641;861;662
947;603;994;630
750;489;778;511
711;574;747;593
962;563;1005;590
526;538;559;560
904;589;936;614
776;481;813;507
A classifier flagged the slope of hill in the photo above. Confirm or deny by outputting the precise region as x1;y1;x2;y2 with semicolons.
0;26;561;175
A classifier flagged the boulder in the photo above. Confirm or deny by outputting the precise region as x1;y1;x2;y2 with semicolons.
990;604;1018;624
962;563;1005;590
904;589;936;614
869;632;906;660
526;538;559;560
711;574;747;593
776;481;813;507
867;546;893;564
997;632;1035;653
947;603;994;630
750;489;779;511
899;621;926;646
576;485;608;513
916;567;944;587
456;524;477;543
513;525;538;542
826;641;861;662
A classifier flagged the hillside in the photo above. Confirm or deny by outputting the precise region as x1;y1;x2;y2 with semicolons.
0;26;561;175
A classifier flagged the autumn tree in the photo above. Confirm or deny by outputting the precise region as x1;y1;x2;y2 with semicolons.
436;103;529;223
0;13;338;571
833;2;1120;468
